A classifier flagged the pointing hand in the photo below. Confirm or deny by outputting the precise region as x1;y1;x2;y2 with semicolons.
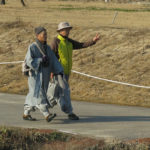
93;34;100;43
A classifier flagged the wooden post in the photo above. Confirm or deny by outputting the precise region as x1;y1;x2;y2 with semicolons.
111;11;118;25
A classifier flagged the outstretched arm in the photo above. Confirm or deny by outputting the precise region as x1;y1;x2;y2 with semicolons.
69;33;100;50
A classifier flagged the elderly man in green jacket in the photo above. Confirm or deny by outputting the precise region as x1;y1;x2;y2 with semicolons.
50;22;100;120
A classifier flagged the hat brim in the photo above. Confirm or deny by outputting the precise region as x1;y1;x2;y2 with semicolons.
57;26;72;32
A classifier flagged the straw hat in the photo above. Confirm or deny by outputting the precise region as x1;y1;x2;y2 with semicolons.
57;22;72;31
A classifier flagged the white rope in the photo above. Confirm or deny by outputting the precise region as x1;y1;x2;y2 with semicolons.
0;60;150;89
72;70;150;89
0;61;23;65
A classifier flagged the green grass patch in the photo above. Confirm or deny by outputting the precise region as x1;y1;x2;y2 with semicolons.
58;6;150;12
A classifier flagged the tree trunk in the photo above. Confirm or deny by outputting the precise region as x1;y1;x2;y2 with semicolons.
1;0;5;5
21;0;26;6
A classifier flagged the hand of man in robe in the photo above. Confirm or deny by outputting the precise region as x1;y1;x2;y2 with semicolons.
50;73;54;79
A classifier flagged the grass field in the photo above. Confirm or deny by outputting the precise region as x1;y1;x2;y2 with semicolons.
1;0;150;107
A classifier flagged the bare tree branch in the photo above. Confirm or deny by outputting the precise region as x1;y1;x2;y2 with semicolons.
21;0;26;7
1;0;26;6
1;0;5;5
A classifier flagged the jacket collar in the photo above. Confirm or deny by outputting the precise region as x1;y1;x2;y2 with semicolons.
58;34;68;41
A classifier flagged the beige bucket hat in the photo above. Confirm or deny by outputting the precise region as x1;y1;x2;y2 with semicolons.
57;22;72;31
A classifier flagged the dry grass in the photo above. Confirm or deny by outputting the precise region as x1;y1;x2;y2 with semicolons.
0;126;105;150
0;126;149;150
1;0;150;107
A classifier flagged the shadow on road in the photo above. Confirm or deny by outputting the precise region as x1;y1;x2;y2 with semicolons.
55;116;150;124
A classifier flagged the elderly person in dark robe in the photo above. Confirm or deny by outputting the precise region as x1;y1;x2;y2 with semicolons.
23;27;63;122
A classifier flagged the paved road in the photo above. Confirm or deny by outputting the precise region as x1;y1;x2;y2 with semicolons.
0;93;150;141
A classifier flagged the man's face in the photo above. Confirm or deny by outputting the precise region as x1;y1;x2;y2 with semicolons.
59;28;71;37
37;31;47;42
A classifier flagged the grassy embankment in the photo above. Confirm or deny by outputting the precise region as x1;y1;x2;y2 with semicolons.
0;126;149;150
1;0;150;107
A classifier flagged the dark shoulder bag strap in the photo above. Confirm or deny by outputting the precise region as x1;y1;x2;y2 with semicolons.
33;42;46;57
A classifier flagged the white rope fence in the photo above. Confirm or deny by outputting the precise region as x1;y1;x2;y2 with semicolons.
72;70;150;89
1;60;150;89
0;61;23;65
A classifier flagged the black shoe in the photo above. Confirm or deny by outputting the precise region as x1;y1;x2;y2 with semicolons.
23;115;36;121
68;113;79;120
46;113;57;122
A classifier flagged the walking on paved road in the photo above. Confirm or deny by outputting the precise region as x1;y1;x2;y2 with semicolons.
23;27;63;122
49;22;100;120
